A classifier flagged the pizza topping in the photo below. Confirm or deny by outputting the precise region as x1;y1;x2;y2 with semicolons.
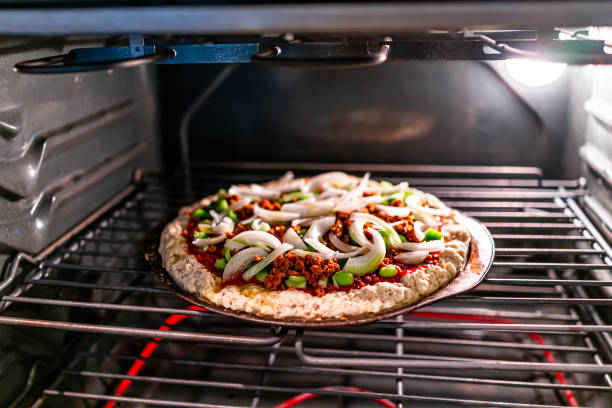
394;251;429;265
285;275;307;289
184;171;450;294
193;234;227;247
229;197;253;211
399;239;445;252
413;220;427;241
241;242;293;281
222;247;268;282
283;228;307;250
378;265;399;277
334;195;384;213
304;171;353;192
281;200;335;217
225;231;282;251
328;232;359;252
375;205;413;217
405;193;451;216
228;184;280;199
423;228;444;241
350;212;402;247
332;271;354;286
214;258;227;270
191;208;209;220
342;227;386;276
253;203;300;222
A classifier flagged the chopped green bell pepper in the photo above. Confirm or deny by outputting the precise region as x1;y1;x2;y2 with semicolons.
424;228;443;241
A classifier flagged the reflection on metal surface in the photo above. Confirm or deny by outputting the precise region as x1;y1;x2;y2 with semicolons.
505;59;567;87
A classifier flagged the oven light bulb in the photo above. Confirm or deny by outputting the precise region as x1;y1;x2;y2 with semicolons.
505;59;567;87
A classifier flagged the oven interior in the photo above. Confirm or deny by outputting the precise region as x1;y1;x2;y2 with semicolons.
0;5;611;407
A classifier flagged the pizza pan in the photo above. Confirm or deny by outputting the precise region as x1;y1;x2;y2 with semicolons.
145;213;494;328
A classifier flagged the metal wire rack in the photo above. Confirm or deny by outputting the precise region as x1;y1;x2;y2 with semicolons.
1;163;611;407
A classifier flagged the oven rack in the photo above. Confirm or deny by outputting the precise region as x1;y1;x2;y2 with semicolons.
1;164;611;407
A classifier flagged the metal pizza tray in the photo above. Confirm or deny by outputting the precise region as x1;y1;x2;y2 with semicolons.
144;213;494;328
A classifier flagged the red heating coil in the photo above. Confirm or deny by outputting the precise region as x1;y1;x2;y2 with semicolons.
105;309;578;408
275;387;396;408
103;305;205;408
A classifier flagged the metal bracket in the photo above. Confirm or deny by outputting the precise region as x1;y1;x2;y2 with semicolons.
252;41;389;67
13;46;176;74
0;253;37;293
14;43;258;74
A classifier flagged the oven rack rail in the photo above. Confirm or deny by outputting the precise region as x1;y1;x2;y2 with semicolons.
0;164;610;407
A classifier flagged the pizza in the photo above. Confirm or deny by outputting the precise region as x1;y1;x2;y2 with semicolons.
159;171;470;320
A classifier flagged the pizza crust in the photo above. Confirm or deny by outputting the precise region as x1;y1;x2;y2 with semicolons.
159;188;471;320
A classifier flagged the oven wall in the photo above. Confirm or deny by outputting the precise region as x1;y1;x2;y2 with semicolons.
159;60;578;178
0;37;161;256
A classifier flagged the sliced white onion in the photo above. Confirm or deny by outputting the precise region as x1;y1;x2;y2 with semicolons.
251;218;261;231
240;214;257;225
348;218;373;249
283;228;307;250
229;197;253;210
225;231;281;251
399;239;444;252
334;195;383;213
365;181;409;194
334;247;367;259
413;221;427;242
291;217;321;226
242;243;293;281
209;209;224;224
304;238;336;258
304;216;336;241
375;205;413;217
394;250;428;265
351;172;370;197
292;249;323;258
192;234;227;248
318;187;351;201
222;247;268;282
278;170;294;183
404;198;437;229
328;232;359;252
424;192;450;211
281;200;335;217
213;218;234;235
342;228;386;276
265;178;306;193
305;172;352;192
406;194;450;216
350;213;402;247
380;192;405;203
229;184;280;199
253;204;300;222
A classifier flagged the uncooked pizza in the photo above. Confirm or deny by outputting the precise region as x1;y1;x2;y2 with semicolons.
159;172;470;320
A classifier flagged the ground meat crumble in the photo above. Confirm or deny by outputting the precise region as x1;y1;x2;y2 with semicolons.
264;252;341;296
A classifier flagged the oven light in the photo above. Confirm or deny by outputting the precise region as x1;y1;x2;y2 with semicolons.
505;58;567;87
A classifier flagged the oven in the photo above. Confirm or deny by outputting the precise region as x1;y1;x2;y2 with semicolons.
0;2;611;407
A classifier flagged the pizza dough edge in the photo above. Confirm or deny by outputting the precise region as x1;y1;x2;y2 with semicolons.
159;190;471;320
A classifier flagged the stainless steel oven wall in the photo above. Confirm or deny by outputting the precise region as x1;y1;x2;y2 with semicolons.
577;63;612;240
0;37;159;256
160;60;575;178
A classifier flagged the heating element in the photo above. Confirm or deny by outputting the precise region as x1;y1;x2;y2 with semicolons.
0;164;611;407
